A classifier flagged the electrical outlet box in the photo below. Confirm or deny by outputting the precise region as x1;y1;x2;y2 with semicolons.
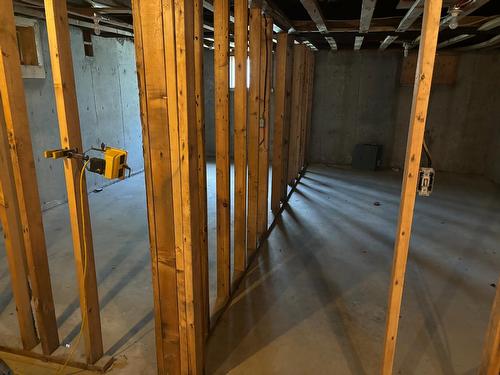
417;167;435;196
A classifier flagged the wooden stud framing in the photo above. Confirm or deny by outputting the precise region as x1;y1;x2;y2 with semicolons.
44;0;103;363
271;33;294;214
299;50;315;170
132;0;179;372
194;0;210;340
169;0;204;371
247;5;262;254
381;0;443;373
214;0;231;312
287;44;306;185
479;277;500;375
0;105;38;351
133;0;205;373
257;15;273;240
0;0;59;355
233;0;249;280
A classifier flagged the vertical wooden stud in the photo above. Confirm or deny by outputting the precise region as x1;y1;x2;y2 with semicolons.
247;5;262;255
479;277;500;375
287;44;306;185
381;0;443;373
257;16;273;240
0;0;59;355
303;51;316;168
233;0;249;282
44;0;104;364
132;0;180;372
214;0;231;312
194;0;210;340
0;105;38;350
271;33;294;215
169;0;204;371
133;0;205;372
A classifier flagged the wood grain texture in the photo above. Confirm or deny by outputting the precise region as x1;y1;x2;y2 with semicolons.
214;0;231;313
247;5;262;255
0;0;59;354
381;0;443;373
257;15;273;240
194;0;210;341
233;0;248;281
0;104;38;351
271;33;294;214
44;0;103;363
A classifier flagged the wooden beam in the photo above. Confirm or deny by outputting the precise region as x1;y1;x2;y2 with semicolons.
271;33;294;214
300;50;315;169
214;0;231;312
0;105;38;351
257;15;273;240
262;0;292;32
131;0;179;372
381;0;443;373
479;277;500;375
296;49;310;174
410;0;491;49
134;0;206;373
194;0;209;341
44;0;103;364
359;0;377;33
233;0;248;281
0;0;59;355
167;0;204;371
287;44;306;184
379;0;424;49
13;4;134;37
247;5;262;255
299;0;337;50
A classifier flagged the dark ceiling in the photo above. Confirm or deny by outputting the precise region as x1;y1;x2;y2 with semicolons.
12;0;500;51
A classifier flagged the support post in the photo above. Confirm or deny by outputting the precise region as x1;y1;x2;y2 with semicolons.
0;105;38;350
132;0;179;372
271;33;294;214
44;0;103;364
381;0;443;373
194;0;209;340
214;0;231;312
479;277;500;375
247;5;262;255
0;0;59;354
133;0;205;373
257;15;273;240
233;0;249;282
287;44;306;184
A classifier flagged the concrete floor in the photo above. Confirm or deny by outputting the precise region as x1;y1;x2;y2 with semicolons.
0;163;499;374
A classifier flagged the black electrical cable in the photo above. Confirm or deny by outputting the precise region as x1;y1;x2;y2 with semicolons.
422;138;432;167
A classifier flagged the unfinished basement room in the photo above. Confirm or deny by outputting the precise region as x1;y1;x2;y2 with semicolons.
0;0;499;374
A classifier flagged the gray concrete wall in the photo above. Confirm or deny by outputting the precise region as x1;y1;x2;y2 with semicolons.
23;22;142;210
309;50;500;181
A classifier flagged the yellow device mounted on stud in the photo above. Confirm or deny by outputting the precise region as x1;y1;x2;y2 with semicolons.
103;147;128;180
43;144;130;181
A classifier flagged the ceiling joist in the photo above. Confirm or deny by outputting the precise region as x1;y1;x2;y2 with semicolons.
299;0;337;50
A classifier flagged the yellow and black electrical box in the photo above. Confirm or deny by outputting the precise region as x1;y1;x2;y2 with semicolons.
104;147;128;180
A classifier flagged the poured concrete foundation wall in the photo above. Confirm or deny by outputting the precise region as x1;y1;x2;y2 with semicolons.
309;50;500;182
23;21;142;210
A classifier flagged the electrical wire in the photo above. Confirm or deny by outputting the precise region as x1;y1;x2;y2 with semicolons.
57;159;91;375
423;138;433;167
